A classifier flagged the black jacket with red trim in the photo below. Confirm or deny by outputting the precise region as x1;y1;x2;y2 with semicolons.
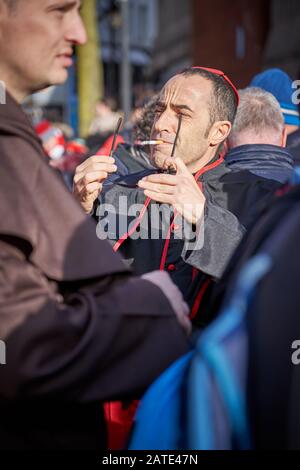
95;157;281;322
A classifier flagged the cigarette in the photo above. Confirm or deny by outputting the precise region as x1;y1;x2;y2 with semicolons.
136;140;164;146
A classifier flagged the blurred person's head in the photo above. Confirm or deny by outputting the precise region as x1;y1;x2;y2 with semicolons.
35;120;66;160
133;83;156;108
51;121;74;139
150;67;238;173
133;94;159;145
227;87;287;150
0;0;87;103
95;97;118;117
89;96;121;136
250;68;300;136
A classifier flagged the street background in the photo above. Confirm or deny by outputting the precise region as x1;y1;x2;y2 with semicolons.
27;0;300;138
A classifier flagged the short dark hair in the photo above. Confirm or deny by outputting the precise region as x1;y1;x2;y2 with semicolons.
133;94;158;142
178;67;238;128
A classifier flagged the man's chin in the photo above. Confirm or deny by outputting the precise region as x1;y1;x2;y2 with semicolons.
150;150;166;169
43;70;69;88
30;71;69;95
50;69;69;85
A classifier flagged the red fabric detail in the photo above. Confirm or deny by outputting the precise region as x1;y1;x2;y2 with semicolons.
190;66;239;105
194;156;224;181
159;215;176;271
96;134;124;156
197;181;203;192
113;197;152;252
35;119;52;136
159;157;223;272
192;267;198;282
187;159;223;320
104;401;139;450
167;264;176;272
275;183;291;198
190;278;211;320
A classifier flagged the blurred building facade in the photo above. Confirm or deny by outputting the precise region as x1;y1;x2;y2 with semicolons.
99;0;158;104
28;0;300;135
152;0;300;88
151;0;269;88
192;0;270;88
264;0;300;77
151;0;192;85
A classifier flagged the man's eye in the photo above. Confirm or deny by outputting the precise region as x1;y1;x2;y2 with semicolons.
54;5;71;14
53;8;65;16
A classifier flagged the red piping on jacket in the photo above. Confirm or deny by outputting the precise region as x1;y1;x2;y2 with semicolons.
113;156;223;318
159;156;224;271
194;155;224;181
190;278;211;320
113;196;152;252
113;157;224;255
159;211;177;271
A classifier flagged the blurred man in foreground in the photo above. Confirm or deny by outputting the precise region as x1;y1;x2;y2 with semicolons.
0;0;189;450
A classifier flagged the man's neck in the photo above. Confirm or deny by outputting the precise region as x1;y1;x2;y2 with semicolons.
286;124;300;136
6;85;26;103
0;66;28;103
187;148;219;174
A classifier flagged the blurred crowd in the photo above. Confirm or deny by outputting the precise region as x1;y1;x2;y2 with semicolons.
24;84;158;190
2;0;300;455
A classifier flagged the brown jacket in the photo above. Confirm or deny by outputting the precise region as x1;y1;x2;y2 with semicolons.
0;94;188;450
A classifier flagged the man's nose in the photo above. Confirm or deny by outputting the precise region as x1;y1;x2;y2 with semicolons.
65;13;88;46
154;110;176;134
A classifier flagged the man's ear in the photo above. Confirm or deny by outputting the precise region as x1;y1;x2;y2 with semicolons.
281;127;287;148
208;121;232;147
